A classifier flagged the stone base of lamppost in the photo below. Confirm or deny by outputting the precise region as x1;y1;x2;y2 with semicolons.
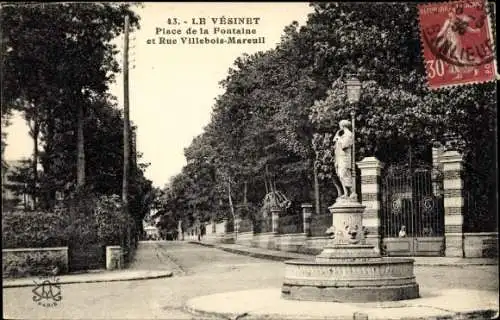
282;198;420;302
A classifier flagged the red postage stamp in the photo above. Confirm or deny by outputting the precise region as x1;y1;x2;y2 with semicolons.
418;0;497;89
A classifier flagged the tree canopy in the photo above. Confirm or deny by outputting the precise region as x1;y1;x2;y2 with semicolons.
156;3;496;233
2;3;154;228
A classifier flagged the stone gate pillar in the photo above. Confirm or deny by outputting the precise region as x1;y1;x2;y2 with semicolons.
440;150;465;257
106;246;123;270
301;203;313;236
271;208;280;233
357;157;384;252
234;216;241;239
177;220;183;241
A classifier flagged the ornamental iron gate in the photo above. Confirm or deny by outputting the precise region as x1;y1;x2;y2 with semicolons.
381;164;445;256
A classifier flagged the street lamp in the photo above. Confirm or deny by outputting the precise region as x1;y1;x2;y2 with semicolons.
346;76;362;104
345;75;362;201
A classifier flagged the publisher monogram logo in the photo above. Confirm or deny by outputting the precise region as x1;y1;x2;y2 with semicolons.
32;276;62;307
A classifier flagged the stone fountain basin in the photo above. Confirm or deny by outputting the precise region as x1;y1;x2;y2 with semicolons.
282;257;419;302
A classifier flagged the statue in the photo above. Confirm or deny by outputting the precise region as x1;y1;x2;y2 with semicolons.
262;190;291;217
333;119;353;199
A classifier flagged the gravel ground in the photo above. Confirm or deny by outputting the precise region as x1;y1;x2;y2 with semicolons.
3;241;498;319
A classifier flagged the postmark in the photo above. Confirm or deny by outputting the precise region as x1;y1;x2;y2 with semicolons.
32;275;62;307
418;0;497;89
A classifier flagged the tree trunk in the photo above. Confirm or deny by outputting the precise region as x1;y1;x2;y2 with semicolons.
76;101;85;188
32;116;39;210
313;158;320;215
26;100;39;210
43;109;56;209
227;180;235;219
243;180;248;207
227;179;237;239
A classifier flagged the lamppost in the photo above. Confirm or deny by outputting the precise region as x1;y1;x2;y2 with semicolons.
345;75;362;201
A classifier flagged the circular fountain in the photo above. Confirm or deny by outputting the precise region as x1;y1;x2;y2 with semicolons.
281;198;420;302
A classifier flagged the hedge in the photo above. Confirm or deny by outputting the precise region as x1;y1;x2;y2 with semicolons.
2;193;138;271
2;210;69;249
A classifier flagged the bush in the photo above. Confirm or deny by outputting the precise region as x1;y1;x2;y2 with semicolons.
2;192;139;271
96;195;127;245
2;210;69;249
279;211;303;234
55;191;102;271
95;195;136;264
238;218;253;233
3;248;68;278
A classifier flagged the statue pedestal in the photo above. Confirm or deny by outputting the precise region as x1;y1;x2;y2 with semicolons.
282;198;420;302
317;199;379;261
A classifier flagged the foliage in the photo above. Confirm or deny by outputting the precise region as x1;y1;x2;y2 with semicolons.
235;204;260;222
96;195;130;245
1;190;141;271
2;210;69;249
156;211;179;236
238;218;254;233
1;111;12;164
156;2;496;233
1;3;153;226
3;249;68;278
2;159;42;208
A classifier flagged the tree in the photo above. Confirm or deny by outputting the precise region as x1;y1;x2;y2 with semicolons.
1;112;12;171
157;2;496;233
2;3;140;201
306;2;496;230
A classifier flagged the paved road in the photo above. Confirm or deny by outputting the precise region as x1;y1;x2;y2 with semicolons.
3;241;498;319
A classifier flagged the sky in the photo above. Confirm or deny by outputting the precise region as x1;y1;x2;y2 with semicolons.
3;2;314;188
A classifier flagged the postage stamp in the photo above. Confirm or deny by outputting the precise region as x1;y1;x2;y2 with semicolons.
418;0;497;89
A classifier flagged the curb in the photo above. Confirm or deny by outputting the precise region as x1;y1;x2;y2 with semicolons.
219;247;294;262
190;241;215;248
184;303;251;320
184;288;500;320
184;302;499;320
3;270;173;288
189;241;293;261
413;262;498;266
189;242;498;266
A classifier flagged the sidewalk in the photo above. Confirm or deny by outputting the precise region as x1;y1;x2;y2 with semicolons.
186;287;499;320
190;240;499;266
3;269;173;288
3;241;175;288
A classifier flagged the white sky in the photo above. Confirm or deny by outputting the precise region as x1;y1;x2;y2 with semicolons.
3;2;313;188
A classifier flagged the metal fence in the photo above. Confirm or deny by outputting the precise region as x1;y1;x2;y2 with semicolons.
381;164;444;238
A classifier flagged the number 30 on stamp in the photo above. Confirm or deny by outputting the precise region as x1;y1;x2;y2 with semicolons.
417;0;498;89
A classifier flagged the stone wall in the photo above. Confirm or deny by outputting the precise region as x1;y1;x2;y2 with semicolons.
212;230;498;259
220;231;235;244
278;212;303;234
3;247;69;278
302;236;331;255
274;233;307;252
235;231;254;246
251;232;275;250
201;221;227;243
238;219;253;233
464;232;498;258
199;153;498;258
310;213;331;237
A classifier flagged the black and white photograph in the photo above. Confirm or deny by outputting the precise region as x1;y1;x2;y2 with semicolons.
1;2;498;319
